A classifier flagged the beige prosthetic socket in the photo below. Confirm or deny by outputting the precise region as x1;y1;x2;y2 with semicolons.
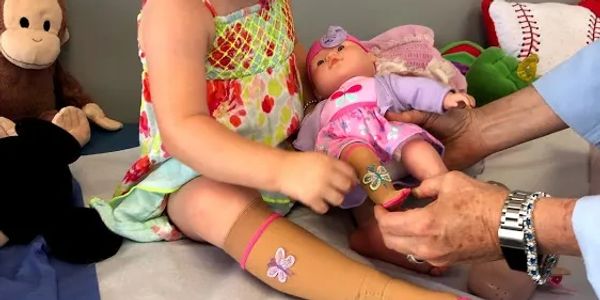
223;199;458;300
341;144;410;209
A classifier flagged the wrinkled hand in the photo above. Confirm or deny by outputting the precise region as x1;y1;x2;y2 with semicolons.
374;171;507;266
0;117;16;138
278;151;357;214
83;103;124;131
385;107;488;170
443;92;475;110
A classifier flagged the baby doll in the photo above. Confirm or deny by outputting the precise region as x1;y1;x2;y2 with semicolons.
295;26;474;210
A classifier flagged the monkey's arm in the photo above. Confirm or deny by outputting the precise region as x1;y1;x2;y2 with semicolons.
54;62;123;131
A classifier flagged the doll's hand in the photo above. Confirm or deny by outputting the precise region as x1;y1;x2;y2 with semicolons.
83;103;124;131
443;92;475;111
278;152;357;214
0;117;16;138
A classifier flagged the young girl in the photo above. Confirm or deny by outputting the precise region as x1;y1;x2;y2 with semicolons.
91;1;464;299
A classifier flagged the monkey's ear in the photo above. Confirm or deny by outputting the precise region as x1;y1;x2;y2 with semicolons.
61;28;70;45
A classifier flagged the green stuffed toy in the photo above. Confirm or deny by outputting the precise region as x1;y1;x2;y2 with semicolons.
440;41;538;107
466;47;536;106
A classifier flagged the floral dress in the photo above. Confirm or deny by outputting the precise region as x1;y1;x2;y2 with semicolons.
90;0;303;242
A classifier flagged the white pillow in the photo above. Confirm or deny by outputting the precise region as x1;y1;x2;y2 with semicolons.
489;0;599;75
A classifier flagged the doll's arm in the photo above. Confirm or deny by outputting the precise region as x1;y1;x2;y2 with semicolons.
376;74;452;115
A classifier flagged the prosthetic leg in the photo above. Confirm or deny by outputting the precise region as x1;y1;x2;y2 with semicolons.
224;199;460;300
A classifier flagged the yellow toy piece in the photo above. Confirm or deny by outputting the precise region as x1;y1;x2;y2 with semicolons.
517;53;540;83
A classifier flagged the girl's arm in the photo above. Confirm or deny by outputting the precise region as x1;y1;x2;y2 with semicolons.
141;0;287;191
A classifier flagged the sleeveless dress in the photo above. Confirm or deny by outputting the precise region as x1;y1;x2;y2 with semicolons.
90;0;303;242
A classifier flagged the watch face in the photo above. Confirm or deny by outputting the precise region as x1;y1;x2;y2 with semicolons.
502;246;528;272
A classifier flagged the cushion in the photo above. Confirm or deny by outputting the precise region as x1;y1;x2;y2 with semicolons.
482;0;600;75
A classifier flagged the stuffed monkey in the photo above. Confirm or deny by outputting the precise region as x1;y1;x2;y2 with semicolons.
0;0;122;146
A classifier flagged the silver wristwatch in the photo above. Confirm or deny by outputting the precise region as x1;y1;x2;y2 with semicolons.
498;190;559;284
498;190;531;272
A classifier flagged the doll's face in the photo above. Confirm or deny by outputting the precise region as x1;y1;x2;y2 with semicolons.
309;41;376;98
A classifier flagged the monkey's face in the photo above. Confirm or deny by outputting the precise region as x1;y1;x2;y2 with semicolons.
0;0;64;69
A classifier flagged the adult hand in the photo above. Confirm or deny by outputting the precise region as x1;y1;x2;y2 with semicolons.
385;107;488;171
374;171;508;266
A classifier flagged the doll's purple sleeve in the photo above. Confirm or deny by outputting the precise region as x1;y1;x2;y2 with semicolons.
375;74;452;114
292;101;326;151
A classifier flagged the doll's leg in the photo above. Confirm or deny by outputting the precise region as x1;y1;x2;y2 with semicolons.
168;177;459;300
340;144;410;209
348;203;447;276
468;260;536;300
395;139;448;181
348;139;449;275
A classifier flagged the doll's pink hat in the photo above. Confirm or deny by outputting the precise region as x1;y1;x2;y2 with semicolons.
306;26;369;81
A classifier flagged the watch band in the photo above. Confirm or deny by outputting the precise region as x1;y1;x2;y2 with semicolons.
498;190;530;272
523;192;559;284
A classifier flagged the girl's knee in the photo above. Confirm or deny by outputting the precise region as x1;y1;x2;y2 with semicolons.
167;178;261;245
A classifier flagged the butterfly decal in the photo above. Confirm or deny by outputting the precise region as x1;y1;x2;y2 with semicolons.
267;247;296;283
330;84;362;107
362;164;392;191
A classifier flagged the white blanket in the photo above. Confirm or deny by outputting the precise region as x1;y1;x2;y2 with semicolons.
70;129;595;300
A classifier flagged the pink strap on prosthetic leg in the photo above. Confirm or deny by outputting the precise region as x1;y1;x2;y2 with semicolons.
240;213;281;270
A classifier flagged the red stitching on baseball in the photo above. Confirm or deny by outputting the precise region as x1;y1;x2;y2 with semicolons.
587;14;600;45
513;3;540;58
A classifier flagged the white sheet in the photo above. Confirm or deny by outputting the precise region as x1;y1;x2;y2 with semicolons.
70;128;596;300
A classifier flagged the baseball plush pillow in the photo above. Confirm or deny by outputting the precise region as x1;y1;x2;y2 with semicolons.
482;0;599;75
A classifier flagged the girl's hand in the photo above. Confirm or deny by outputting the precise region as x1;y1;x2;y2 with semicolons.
278;152;357;214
